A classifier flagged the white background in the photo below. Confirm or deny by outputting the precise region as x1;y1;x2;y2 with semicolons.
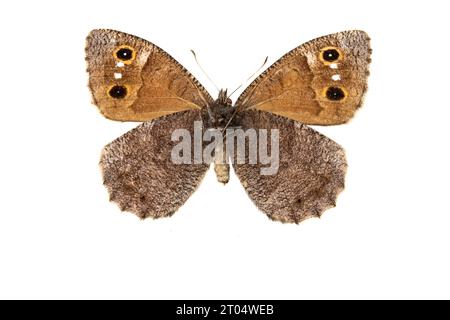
0;0;449;299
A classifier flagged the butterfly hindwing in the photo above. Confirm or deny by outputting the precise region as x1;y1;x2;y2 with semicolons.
235;30;371;125
86;29;213;122
100;110;209;218
233;110;347;223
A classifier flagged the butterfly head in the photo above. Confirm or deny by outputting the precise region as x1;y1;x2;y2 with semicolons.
217;89;233;107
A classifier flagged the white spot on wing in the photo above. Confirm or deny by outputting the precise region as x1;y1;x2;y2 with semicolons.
332;74;341;81
329;63;338;69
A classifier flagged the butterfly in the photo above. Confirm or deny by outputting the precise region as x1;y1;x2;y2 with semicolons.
85;29;371;223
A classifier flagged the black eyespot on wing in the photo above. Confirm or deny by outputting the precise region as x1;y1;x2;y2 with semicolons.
114;45;136;63
116;48;133;61
325;87;345;101
322;49;340;62
319;47;343;65
108;85;128;99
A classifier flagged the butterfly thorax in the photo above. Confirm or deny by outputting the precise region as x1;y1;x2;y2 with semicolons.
203;89;236;130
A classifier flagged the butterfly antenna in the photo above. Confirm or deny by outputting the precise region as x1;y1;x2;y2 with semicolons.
222;56;268;133
228;56;269;99
190;50;220;93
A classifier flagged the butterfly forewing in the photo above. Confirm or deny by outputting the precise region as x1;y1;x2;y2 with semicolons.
235;30;371;125
86;29;213;122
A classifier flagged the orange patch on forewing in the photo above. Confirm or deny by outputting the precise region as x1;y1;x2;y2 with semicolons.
280;68;301;89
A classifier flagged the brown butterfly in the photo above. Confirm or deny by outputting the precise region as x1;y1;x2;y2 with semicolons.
85;29;371;223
